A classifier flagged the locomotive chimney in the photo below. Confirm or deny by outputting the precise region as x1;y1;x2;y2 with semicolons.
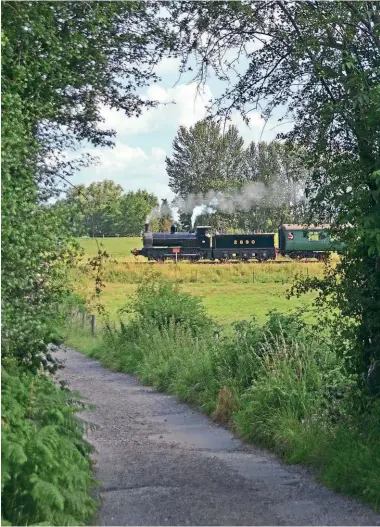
144;223;149;233
170;224;178;234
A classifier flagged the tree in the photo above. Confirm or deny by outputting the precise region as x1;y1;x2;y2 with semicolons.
169;126;308;232
167;119;246;198
241;141;309;232
55;185;160;237
119;190;159;236
170;1;380;379
2;4;177;523
66;180;123;237
2;1;175;369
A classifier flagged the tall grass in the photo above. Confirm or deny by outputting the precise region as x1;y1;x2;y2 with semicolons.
65;277;380;510
73;259;325;285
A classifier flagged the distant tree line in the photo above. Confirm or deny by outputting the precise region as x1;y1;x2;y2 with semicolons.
54;181;173;237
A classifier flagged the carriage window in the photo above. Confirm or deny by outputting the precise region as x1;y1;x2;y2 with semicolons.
318;231;327;240
307;232;319;241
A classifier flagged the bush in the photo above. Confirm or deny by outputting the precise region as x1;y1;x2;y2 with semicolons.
121;275;215;335
1;364;97;526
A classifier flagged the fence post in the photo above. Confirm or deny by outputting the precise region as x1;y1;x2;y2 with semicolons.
91;315;96;336
252;269;255;283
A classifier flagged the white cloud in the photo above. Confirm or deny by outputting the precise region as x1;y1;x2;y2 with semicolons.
78;143;173;200
155;56;181;75
99;82;213;136
151;147;167;161
229;111;266;144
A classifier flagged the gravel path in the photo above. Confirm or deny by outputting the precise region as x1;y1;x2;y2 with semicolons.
55;346;380;526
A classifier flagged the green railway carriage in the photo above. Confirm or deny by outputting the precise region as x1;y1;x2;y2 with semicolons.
278;224;344;259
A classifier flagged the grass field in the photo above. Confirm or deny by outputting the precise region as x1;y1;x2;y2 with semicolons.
73;237;325;325
80;236;142;260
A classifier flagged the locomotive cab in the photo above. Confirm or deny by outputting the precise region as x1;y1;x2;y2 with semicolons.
196;226;212;249
196;226;211;237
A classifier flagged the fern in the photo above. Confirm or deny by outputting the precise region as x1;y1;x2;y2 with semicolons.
1;366;97;525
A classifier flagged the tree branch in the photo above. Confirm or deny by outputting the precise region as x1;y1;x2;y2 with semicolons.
276;0;337;104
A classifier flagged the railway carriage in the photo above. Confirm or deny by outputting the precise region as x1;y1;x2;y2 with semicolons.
278;224;344;260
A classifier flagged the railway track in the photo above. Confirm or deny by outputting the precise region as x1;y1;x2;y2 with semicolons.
132;258;325;265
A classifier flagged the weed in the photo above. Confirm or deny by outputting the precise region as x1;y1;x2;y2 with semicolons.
214;386;235;424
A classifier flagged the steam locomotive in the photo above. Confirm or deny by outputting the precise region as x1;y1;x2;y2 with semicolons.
131;223;344;262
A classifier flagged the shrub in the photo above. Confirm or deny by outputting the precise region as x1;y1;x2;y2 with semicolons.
121;275;215;335
1;364;96;526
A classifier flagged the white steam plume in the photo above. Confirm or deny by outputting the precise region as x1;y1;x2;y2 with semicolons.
173;181;302;228
146;208;160;224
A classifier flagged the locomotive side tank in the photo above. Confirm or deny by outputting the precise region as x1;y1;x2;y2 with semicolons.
213;233;276;261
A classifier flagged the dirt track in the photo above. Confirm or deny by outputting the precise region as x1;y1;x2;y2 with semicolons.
56;346;380;526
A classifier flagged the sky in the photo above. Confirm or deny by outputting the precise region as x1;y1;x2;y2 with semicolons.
71;55;292;202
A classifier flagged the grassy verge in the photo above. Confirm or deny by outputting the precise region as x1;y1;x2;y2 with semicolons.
65;277;380;511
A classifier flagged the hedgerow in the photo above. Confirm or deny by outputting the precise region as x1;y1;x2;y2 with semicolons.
2;3;176;522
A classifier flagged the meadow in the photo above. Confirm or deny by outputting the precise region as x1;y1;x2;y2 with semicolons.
75;237;324;325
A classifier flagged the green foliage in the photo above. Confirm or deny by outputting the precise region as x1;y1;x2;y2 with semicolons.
121;275;214;335
1;1;176;368
67;281;380;509
168;118;309;231
1;365;96;525
157;198;174;232
169;1;380;379
1;2;178;522
167;120;245;197
59;183;159;237
64;180;124;237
